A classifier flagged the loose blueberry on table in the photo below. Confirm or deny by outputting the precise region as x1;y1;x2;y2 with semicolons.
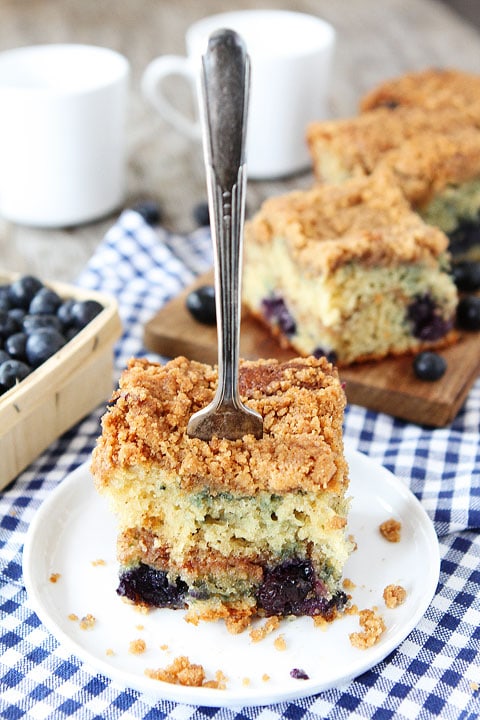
186;285;216;325
413;351;447;381
0;274;104;397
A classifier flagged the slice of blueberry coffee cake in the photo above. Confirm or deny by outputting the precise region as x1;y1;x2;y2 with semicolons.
91;355;352;632
242;169;458;365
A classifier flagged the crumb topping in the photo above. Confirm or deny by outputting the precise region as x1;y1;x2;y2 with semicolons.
91;355;348;495
377;128;480;206
244;170;448;275
349;608;386;649
49;573;61;583
360;68;480;113
383;584;407;608
379;518;402;543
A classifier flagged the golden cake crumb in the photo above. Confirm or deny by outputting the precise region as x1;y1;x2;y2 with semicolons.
242;677;251;686
49;573;61;583
383;584;407;608
91;558;106;566
262;674;271;682
135;624;144;631
379;518;402;542
343;578;356;590
79;614;96;631
105;648;115;656
349;608;386;649
348;535;358;551
129;638;146;655
145;656;226;689
160;644;169;651
250;616;281;643
274;635;287;651
68;613;79;622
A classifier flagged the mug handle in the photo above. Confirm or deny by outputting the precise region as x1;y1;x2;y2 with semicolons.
141;55;202;141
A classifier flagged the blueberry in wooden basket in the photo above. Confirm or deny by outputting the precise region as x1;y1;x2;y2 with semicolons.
0;274;105;397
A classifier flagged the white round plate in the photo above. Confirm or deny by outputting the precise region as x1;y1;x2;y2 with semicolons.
22;447;440;707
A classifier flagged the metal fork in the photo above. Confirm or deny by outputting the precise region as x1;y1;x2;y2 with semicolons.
186;29;263;441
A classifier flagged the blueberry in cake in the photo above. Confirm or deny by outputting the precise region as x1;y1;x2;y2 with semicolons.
242;169;458;365
91;355;352;632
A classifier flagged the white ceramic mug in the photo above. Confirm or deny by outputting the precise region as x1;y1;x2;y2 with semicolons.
141;10;335;180
0;44;130;228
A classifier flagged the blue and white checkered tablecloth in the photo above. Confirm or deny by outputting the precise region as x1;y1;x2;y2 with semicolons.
1;209;479;720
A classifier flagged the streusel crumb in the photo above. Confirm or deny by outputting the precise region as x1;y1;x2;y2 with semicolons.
379;518;402;542
250;616;280;643
383;584;407;608
274;635;287;651
49;573;61;583
129;638;146;655
91;558;106;567
349;608;386;649
145;656;226;689
79;614;96;630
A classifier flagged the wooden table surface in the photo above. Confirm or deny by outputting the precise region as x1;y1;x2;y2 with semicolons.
0;0;479;283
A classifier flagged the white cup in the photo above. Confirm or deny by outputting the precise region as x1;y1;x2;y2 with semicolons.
141;10;335;180
0;44;130;228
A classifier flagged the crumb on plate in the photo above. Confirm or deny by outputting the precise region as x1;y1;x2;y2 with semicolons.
49;573;61;583
379;518;402;542
274;634;287;651
79;614;96;631
129;638;146;655
383;583;407;608
145;656;227;689
349;608;386;649
250;616;280;643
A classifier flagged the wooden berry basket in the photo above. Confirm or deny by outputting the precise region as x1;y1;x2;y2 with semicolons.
0;272;122;489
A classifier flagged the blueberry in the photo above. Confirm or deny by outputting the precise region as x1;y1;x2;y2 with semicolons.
407;294;451;341
0;285;11;311
186;285;216;325
25;328;66;367
0;359;32;391
8;308;26;326
22;314;62;334
0;310;19;340
261;295;296;337
132;199;163;225
290;668;309;680
29;287;62;315
192;201;210;227
451;261;480;292
313;347;338;364
413;351;447;381
117;563;187;608
70;300;103;329
8;275;43;309
456;296;480;330
5;332;28;361
0;349;10;365
57;298;76;329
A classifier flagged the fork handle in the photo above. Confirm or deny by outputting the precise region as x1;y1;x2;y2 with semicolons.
201;29;250;408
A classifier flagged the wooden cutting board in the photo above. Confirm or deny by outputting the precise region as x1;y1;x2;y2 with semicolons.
144;272;480;427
